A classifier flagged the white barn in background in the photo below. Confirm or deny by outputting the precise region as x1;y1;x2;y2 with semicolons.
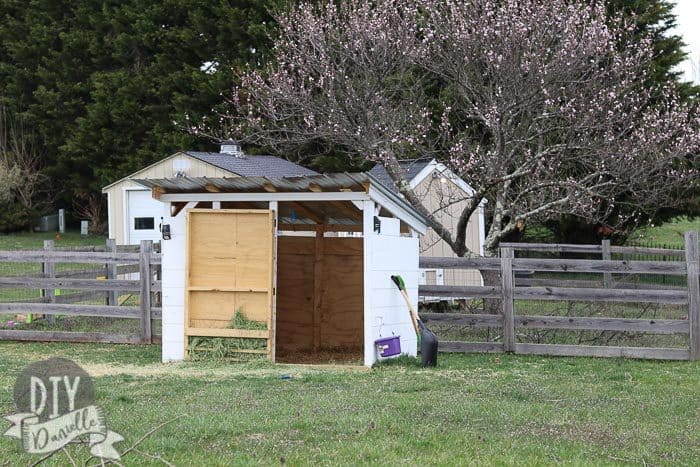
101;141;317;245
135;173;428;367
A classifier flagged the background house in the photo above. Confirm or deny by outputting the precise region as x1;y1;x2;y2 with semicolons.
370;158;486;289
102;141;317;245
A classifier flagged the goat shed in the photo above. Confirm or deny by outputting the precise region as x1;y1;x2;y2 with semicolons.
136;173;428;366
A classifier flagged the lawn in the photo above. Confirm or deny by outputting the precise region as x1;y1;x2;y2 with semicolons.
0;342;698;465
625;216;699;248
0;230;107;250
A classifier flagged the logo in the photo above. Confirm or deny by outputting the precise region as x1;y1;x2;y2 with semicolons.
4;357;123;461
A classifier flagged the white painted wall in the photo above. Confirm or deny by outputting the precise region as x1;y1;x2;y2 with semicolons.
126;189;164;245
363;212;419;366
160;203;187;362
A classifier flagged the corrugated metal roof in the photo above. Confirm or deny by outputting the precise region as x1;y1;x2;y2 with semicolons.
185;152;318;177
135;172;369;193
133;172;429;232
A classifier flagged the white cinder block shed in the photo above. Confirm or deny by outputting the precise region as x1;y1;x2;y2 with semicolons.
136;173;429;366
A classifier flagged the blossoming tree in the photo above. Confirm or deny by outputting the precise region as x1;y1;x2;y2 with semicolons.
198;0;699;257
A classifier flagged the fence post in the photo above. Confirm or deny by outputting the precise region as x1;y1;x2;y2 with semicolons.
43;240;55;324
139;240;153;343
685;231;699;360
500;246;515;353
106;239;118;306
602;239;612;288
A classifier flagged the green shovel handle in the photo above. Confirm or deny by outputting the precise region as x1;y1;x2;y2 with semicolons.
390;275;406;292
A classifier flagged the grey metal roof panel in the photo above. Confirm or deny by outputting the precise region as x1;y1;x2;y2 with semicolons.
184;151;319;177
368;158;433;193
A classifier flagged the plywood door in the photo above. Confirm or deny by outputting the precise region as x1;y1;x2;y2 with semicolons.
185;209;275;360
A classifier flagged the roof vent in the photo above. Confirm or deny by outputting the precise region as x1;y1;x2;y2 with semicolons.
220;139;244;157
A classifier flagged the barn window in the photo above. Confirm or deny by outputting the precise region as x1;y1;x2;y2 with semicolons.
134;217;155;230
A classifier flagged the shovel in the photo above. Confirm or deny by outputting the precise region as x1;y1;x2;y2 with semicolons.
390;275;438;367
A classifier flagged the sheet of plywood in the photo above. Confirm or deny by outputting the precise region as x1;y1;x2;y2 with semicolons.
320;244;364;349
188;211;271;289
189;290;269;324
322;237;363;256
276;236;315;351
186;209;274;357
276;236;363;353
277;236;315;255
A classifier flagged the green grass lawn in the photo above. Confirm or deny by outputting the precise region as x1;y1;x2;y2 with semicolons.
0;342;698;465
0;230;107;250
625;216;700;248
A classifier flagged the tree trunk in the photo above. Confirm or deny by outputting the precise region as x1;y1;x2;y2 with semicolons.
480;269;502;315
480;247;501;314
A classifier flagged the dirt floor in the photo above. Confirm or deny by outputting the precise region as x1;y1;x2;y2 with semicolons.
275;348;364;365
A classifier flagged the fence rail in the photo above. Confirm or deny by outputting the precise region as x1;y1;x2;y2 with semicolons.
499;242;687;257
0;239;160;344
418;231;699;361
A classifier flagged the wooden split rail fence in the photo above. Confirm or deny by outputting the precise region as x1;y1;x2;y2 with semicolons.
0;240;161;344
418;231;699;361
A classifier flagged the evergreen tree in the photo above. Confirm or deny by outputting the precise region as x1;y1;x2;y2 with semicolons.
0;0;276;209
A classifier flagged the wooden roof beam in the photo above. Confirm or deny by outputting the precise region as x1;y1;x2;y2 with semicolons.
330;201;362;221
170;202;187;217
279;223;362;232
204;183;222;193
287;201;325;224
152;186;166;200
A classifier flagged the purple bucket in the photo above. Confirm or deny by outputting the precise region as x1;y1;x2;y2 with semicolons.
375;336;401;357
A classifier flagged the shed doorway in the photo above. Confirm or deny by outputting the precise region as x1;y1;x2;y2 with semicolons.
275;232;364;364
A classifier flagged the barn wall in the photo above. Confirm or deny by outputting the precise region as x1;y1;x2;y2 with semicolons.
103;153;234;245
364;211;419;366
413;172;483;287
104;180;143;245
276;235;363;353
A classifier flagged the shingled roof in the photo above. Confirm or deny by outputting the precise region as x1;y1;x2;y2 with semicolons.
184;152;318;178
367;158;433;193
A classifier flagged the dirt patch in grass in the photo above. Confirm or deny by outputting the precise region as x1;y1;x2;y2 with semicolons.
78;360;367;379
521;421;618;445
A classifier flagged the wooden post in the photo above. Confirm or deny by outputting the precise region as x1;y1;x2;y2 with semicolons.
269;201;278;363
139;240;153;343
602;239;612;288
312;225;324;352
685;231;699;360
500;247;515;352
43;240;55;324
106;239;118;306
